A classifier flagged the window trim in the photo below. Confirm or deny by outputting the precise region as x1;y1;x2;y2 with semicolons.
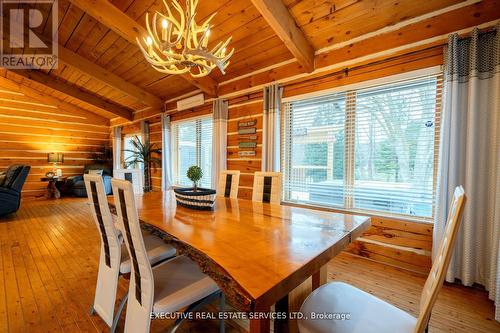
281;68;442;222
282;66;442;103
171;114;213;188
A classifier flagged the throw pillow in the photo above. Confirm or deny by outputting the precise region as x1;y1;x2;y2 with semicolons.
88;169;103;176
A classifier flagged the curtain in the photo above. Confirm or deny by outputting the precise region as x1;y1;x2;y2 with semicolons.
140;120;150;146
434;25;500;321
262;84;283;172
112;126;122;171
140;120;152;191
161;114;173;190
211;99;228;188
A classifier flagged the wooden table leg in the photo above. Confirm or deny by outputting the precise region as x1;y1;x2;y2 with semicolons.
274;294;289;333
249;316;270;333
249;304;270;333
312;264;327;291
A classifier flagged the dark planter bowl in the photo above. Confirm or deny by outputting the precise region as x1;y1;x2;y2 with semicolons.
174;187;217;211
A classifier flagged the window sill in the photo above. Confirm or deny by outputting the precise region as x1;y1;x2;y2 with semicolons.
281;200;434;225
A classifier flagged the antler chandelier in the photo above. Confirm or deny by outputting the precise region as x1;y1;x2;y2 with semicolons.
137;0;234;78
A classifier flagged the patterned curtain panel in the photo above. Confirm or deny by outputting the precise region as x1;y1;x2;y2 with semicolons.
161;114;173;190
262;84;283;172
435;25;500;321
212;99;228;188
112;126;122;171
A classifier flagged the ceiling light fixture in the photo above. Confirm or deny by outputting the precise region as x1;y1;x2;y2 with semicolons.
137;0;234;78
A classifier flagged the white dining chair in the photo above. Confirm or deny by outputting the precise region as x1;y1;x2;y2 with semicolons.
252;171;281;204
217;170;240;199
298;186;466;333
111;178;224;333
84;174;176;332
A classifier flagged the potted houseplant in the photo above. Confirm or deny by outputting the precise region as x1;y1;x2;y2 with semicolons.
187;165;203;192
123;135;161;192
174;165;216;210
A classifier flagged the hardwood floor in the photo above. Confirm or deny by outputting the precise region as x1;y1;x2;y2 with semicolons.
0;198;499;333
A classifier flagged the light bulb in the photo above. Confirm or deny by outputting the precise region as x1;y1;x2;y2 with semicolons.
162;19;168;29
146;36;153;46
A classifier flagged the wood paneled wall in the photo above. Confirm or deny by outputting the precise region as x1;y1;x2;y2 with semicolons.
0;85;110;199
227;101;263;200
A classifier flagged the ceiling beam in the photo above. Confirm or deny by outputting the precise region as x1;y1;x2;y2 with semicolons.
68;0;219;97
250;0;315;73
11;70;134;120
58;46;164;108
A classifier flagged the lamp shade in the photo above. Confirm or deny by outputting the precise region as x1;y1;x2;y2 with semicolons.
47;152;64;163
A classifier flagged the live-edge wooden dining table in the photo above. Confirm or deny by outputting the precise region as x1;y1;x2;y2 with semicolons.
108;191;370;333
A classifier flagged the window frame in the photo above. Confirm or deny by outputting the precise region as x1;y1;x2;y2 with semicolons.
171;114;213;188
122;133;143;170
281;68;442;222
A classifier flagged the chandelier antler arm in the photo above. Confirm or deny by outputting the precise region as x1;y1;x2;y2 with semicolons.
164;0;185;45
151;12;165;48
152;63;190;75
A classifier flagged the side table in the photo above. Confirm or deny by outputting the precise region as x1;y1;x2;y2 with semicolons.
40;177;68;199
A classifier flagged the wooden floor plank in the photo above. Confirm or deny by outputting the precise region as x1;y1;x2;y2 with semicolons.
0;198;498;333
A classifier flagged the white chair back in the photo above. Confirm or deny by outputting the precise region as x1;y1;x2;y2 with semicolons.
252;171;281;204
111;178;154;333
217;170;240;199
84;174;122;326
414;186;466;333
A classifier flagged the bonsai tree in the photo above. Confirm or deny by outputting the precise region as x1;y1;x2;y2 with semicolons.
187;165;203;191
123;135;161;192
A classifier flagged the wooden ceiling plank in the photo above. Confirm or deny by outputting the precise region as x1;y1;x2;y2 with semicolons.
9;70;134;120
219;0;500;97
58;45;164;107
68;0;219;96
250;0;315;72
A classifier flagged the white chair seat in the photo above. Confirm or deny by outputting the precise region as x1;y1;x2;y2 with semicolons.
119;234;176;274
299;282;417;333
152;255;219;314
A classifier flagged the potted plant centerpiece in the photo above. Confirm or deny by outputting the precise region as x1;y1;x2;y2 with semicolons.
174;165;216;210
187;165;203;192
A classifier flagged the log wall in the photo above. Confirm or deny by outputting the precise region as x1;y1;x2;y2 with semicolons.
0;78;110;199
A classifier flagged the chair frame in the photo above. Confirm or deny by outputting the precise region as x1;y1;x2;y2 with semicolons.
252;171;282;204
217;170;240;199
413;186;466;333
111;178;225;333
84;174;124;332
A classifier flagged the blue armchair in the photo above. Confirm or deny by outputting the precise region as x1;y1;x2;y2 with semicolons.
0;165;31;217
64;164;112;197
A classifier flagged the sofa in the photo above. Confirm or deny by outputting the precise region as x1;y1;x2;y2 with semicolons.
0;165;31;217
63;164;112;197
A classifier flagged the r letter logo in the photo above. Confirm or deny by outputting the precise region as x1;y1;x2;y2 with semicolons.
1;0;58;69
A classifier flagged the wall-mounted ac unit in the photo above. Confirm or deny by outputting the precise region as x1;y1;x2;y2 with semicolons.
177;93;205;111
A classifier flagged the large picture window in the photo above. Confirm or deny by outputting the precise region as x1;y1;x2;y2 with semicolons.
171;116;213;188
282;75;441;219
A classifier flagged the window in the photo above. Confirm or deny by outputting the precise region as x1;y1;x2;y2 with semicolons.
123;134;143;169
282;75;441;219
171;116;212;188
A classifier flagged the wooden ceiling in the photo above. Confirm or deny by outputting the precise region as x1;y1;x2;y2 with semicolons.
0;0;491;120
